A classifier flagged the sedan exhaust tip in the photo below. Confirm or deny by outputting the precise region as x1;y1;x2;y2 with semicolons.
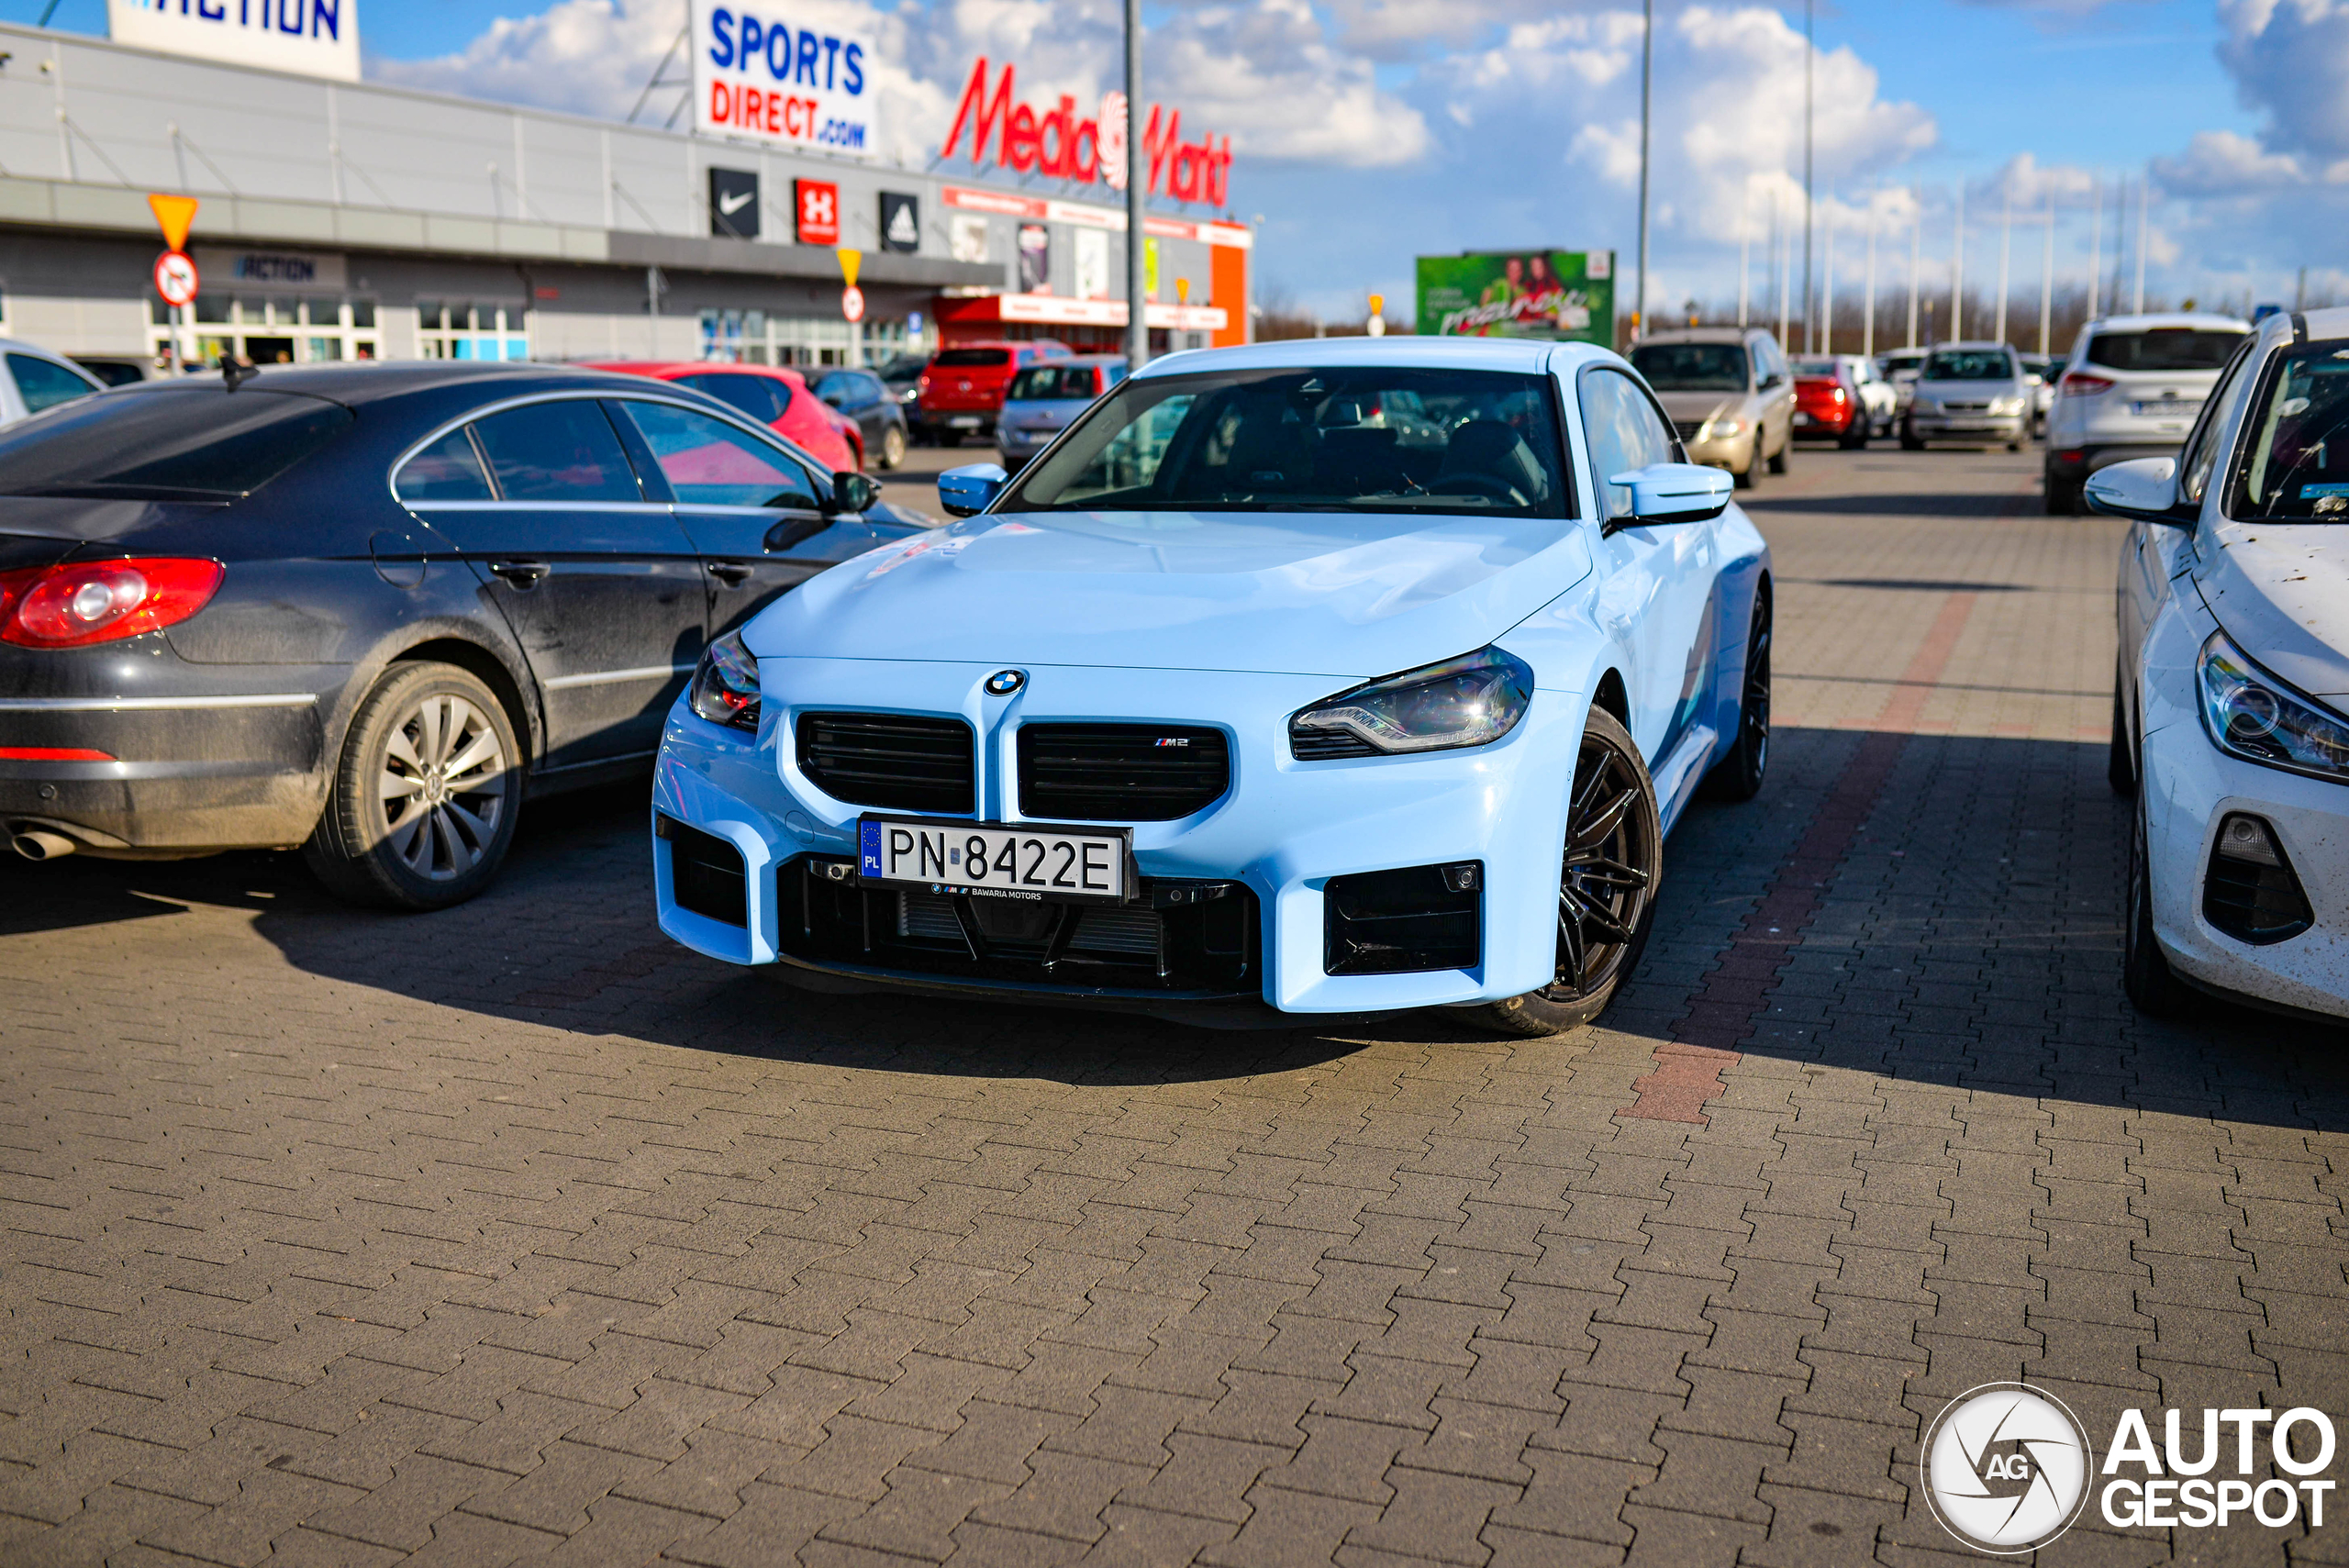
11;828;76;862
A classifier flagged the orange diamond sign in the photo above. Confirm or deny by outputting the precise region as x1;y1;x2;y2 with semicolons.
148;194;198;252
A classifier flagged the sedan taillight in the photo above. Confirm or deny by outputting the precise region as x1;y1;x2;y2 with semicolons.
2059;373;2115;397
0;558;224;648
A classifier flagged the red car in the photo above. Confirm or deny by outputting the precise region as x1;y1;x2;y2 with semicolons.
584;361;863;473
914;340;1071;444
1789;357;1869;449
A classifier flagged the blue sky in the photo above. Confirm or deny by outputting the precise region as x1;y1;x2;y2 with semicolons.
7;0;2340;320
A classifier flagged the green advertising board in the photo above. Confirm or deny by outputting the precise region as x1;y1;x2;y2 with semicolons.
1416;250;1615;343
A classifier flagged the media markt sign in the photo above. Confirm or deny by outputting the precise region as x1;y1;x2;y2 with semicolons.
107;0;359;83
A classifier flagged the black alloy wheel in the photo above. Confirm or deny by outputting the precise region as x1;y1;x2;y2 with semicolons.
1703;587;1772;801
2122;789;2191;1017
1460;709;1662;1038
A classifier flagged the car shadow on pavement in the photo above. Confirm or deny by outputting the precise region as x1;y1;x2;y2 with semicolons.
6;731;2345;1120
1740;492;2038;518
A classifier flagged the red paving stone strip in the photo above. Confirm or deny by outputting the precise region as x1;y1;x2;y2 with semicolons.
1620;591;1979;1124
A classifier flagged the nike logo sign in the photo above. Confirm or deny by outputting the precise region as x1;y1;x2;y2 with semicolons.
718;191;753;216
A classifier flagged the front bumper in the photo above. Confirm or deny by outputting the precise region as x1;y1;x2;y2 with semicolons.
1683;431;1757;471
651;658;1597;1019
2141;706;2349;1021
1907;410;2026;441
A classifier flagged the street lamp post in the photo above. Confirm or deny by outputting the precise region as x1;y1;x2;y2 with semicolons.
1123;0;1147;370
1634;0;1652;343
1802;0;1813;352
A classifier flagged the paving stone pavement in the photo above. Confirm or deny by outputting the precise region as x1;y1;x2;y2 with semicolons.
1;446;2343;1568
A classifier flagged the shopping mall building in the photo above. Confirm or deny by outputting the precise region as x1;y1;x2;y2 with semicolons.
0;12;1249;371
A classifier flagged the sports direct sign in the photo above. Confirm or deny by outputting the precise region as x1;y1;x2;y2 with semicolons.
941;58;1230;206
692;1;879;158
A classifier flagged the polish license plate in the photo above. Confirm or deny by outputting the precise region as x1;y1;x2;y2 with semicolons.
858;817;1131;905
1791;412;1811;426
949;415;983;428
2132;399;2198;417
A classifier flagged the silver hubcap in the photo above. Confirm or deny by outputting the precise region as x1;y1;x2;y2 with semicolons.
377;694;507;881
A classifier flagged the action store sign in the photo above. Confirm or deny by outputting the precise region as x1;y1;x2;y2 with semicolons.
1920;1385;2339;1555
107;0;359;83
693;0;879;158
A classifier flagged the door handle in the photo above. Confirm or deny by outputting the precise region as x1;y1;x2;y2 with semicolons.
707;561;752;586
487;560;549;588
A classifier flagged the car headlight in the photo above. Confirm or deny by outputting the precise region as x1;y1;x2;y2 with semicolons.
1989;395;2026;417
688;631;761;732
1290;646;1533;757
2198;630;2349;783
1706;419;1745;439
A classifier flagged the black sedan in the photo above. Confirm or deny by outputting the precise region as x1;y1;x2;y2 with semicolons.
808;366;910;471
0;361;923;907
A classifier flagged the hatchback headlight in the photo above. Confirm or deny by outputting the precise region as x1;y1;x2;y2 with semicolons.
1290;646;1533;757
1989;395;2027;417
1707;419;1745;439
688;631;761;732
2198;630;2349;783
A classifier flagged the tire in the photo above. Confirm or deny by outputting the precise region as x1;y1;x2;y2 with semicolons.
303;662;523;911
1899;419;1924;451
1767;433;1789;474
2006;437;2024;453
1702;585;1772;802
2108;670;2137;798
1457;709;1662;1038
878;423;908;471
1732;438;1760;490
2044;473;2081;516
1838;422;1868;450
2122;789;2192;1017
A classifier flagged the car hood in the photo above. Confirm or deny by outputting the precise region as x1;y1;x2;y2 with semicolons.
1653;391;1746;424
744;507;1593;678
2196;521;2349;700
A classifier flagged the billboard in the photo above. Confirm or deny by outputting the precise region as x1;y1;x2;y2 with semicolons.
693;0;880;159
1416;250;1614;343
108;0;359;82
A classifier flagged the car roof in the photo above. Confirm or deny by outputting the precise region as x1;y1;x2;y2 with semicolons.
2298;305;2349;343
2080;313;2252;333
96;361;658;406
1131;335;1610;379
1930;341;2019;352
584;360;808;385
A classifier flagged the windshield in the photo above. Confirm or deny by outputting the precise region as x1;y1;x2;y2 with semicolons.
874;354;928;380
1628;343;1748;392
1002;366;1572;517
1923;350;2015;382
2232;343;2349;520
2087;329;2244;373
1008;365;1101;401
1791;359;1837;378
0;387;352;499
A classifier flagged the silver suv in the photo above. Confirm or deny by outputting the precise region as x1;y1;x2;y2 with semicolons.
1626;326;1794;489
2043;311;2250;514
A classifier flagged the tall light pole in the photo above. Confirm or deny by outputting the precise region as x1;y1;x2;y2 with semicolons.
1738;178;1752;327
2132;172;2148;314
2038;189;2054;354
1994;183;2011;347
1863;201;1877;361
1634;0;1652;343
1123;0;1147;369
2087;174;2102;320
1801;0;1813;352
1951;183;1965;341
1907;198;1920;349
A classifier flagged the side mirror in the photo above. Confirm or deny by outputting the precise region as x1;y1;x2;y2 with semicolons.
938;462;1007;517
1608;462;1733;527
831;471;881;514
2084;456;2196;527
818;388;847;407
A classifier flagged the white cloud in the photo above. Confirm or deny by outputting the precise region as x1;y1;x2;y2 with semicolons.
2220;0;2349;161
2153;128;2308;195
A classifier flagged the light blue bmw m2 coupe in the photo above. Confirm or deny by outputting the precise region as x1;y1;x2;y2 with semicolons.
650;337;1772;1034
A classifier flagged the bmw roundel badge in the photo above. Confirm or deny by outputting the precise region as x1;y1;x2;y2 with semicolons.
985;669;1027;696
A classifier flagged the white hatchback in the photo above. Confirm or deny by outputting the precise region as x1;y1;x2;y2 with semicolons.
2097;306;2349;1020
2045;312;2248;514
